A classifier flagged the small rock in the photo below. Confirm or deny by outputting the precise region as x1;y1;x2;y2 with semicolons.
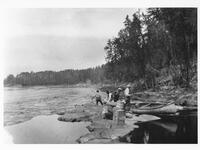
56;110;66;115
125;112;133;118
77;133;96;143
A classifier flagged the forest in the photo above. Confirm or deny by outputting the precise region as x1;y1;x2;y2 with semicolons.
4;66;106;86
4;8;197;88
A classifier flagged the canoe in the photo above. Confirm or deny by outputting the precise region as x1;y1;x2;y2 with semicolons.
182;106;197;111
130;101;183;114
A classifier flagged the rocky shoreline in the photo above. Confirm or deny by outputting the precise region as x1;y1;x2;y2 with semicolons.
56;102;160;144
56;84;197;144
4;84;197;143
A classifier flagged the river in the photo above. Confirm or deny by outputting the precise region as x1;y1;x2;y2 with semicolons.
120;111;197;144
4;85;98;126
4;85;101;143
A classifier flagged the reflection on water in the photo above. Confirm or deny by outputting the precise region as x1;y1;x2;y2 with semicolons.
120;111;197;144
5;115;90;144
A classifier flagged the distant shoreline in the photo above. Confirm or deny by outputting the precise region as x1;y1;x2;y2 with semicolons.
4;83;101;88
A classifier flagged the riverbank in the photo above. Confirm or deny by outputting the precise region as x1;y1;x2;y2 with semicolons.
100;84;197;107
55;83;197;143
4;101;160;144
4;84;197;143
57;102;160;144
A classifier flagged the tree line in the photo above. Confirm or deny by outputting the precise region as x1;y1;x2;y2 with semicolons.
4;8;197;88
104;8;197;88
4;66;106;86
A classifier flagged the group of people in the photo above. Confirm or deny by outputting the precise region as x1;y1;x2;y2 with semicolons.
93;84;132;107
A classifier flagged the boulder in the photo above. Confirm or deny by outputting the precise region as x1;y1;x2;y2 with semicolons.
102;105;113;120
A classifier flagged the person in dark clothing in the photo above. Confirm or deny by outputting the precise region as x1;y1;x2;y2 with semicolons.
113;91;119;102
113;88;122;102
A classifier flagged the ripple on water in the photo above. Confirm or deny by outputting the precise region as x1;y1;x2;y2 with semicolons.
4;86;99;126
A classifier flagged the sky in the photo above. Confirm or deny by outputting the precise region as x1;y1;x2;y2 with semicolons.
3;8;140;76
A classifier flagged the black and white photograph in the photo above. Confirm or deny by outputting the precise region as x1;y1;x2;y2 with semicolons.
1;1;198;145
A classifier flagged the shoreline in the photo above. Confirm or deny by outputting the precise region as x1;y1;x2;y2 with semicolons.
4;101;160;144
4;99;197;144
4;84;197;143
57;102;160;144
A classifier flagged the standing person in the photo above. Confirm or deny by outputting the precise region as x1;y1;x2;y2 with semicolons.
113;88;122;102
94;90;103;106
113;91;119;102
106;90;112;102
117;88;123;100
124;84;131;110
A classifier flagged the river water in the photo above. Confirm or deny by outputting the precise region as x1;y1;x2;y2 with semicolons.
120;111;198;144
4;85;97;126
4;85;99;144
4;115;91;144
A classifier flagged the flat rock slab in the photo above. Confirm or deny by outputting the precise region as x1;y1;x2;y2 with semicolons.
58;103;103;122
86;138;119;144
87;119;113;131
78;118;138;143
76;130;112;143
58;112;93;122
78;114;160;143
57;102;161;143
77;126;136;143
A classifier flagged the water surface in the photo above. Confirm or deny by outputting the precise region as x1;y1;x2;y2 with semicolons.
4;85;98;126
5;115;90;144
120;111;197;144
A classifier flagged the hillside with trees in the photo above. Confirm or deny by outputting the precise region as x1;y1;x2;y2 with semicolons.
104;8;197;89
4;8;197;89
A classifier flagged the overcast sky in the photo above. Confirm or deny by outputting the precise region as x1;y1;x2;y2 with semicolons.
3;8;140;76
